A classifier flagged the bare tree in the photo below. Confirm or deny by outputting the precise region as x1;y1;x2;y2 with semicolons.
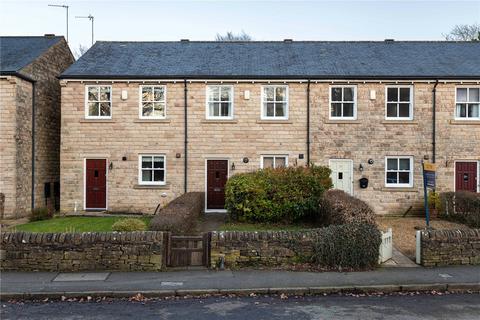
443;24;480;41
215;31;252;41
73;44;89;59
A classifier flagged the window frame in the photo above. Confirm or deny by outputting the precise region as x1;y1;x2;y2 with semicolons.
385;156;414;188
260;85;289;120
329;85;357;120
205;85;234;120
455;86;480;121
260;155;289;169
138;85;167;119
84;85;112;119
385;85;414;120
138;154;166;186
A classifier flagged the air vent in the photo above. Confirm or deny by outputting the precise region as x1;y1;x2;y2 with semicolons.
180;39;190;42
284;39;293;43
44;34;56;38
384;39;395;42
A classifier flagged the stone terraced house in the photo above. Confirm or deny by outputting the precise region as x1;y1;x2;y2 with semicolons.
0;36;74;219
58;40;480;215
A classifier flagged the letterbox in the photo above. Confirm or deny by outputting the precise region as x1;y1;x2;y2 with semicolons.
359;177;369;189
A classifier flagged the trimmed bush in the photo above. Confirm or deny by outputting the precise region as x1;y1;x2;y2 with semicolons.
150;192;204;234
439;191;480;228
225;165;332;223
319;190;376;226
112;218;147;232
313;223;381;270
29;207;53;222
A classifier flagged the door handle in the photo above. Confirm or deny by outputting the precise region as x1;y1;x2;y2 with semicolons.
92;187;99;191
214;188;221;192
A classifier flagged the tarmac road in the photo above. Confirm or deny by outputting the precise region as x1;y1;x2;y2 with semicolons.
2;293;480;320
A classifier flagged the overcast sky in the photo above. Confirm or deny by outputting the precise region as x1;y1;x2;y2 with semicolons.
1;0;479;54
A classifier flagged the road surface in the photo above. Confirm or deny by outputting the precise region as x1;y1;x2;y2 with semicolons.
2;293;479;319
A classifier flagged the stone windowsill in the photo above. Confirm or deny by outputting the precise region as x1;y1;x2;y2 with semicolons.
79;119;116;123
381;120;419;125
201;119;238;124
256;120;293;124
449;120;480;125
133;184;170;190
133;119;171;123
381;187;418;193
324;120;361;124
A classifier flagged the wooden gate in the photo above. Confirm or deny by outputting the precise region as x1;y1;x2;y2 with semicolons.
166;233;210;267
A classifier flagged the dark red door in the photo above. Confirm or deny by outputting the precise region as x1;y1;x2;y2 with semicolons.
455;162;478;193
207;160;228;210
85;159;107;209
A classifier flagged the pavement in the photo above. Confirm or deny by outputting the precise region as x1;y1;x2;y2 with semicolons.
1;266;479;300
3;293;480;319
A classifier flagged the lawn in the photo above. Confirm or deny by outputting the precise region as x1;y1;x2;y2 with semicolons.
10;216;152;233
218;222;313;232
376;216;469;259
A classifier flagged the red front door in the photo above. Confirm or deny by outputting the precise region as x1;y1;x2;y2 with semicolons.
455;162;478;193
85;159;107;209
207;160;228;210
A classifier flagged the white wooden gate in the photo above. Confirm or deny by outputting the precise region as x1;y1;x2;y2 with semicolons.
379;228;393;263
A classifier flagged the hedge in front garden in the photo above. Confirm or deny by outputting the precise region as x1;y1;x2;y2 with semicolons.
319;189;377;226
313;223;382;270
225;165;332;223
150;192;204;234
438;191;480;228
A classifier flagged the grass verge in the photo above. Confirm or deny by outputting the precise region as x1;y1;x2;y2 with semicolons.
10;216;152;233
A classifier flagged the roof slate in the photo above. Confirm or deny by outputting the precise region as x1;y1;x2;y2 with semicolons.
61;41;480;79
0;36;63;72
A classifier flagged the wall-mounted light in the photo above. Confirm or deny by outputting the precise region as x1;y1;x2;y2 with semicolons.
231;162;235;171
121;90;128;100
368;159;374;165
243;157;249;163
109;162;113;170
359;164;364;172
176;153;181;159
122;156;127;161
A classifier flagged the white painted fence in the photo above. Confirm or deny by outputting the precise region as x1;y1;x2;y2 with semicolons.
378;228;393;263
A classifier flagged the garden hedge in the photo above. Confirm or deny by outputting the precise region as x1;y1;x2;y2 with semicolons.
319;189;377;226
313;223;381;270
225;165;332;223
150;192;204;234
438;191;480;228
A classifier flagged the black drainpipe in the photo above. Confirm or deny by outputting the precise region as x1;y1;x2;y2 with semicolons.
184;79;188;193
306;79;311;166
432;80;439;163
31;81;36;212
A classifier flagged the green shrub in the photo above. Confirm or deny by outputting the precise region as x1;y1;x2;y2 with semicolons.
428;190;441;210
29;207;53;222
313;223;381;270
150;192;204;234
438;191;480;228
112;218;147;232
225;165;332;223
319;190;376;226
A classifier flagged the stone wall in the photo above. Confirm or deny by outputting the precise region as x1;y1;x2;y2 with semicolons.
420;229;480;267
21;38;75;212
0;231;166;271
0;77;33;218
210;230;320;268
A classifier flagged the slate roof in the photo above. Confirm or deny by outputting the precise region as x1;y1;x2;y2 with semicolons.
0;36;63;73
61;41;480;79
